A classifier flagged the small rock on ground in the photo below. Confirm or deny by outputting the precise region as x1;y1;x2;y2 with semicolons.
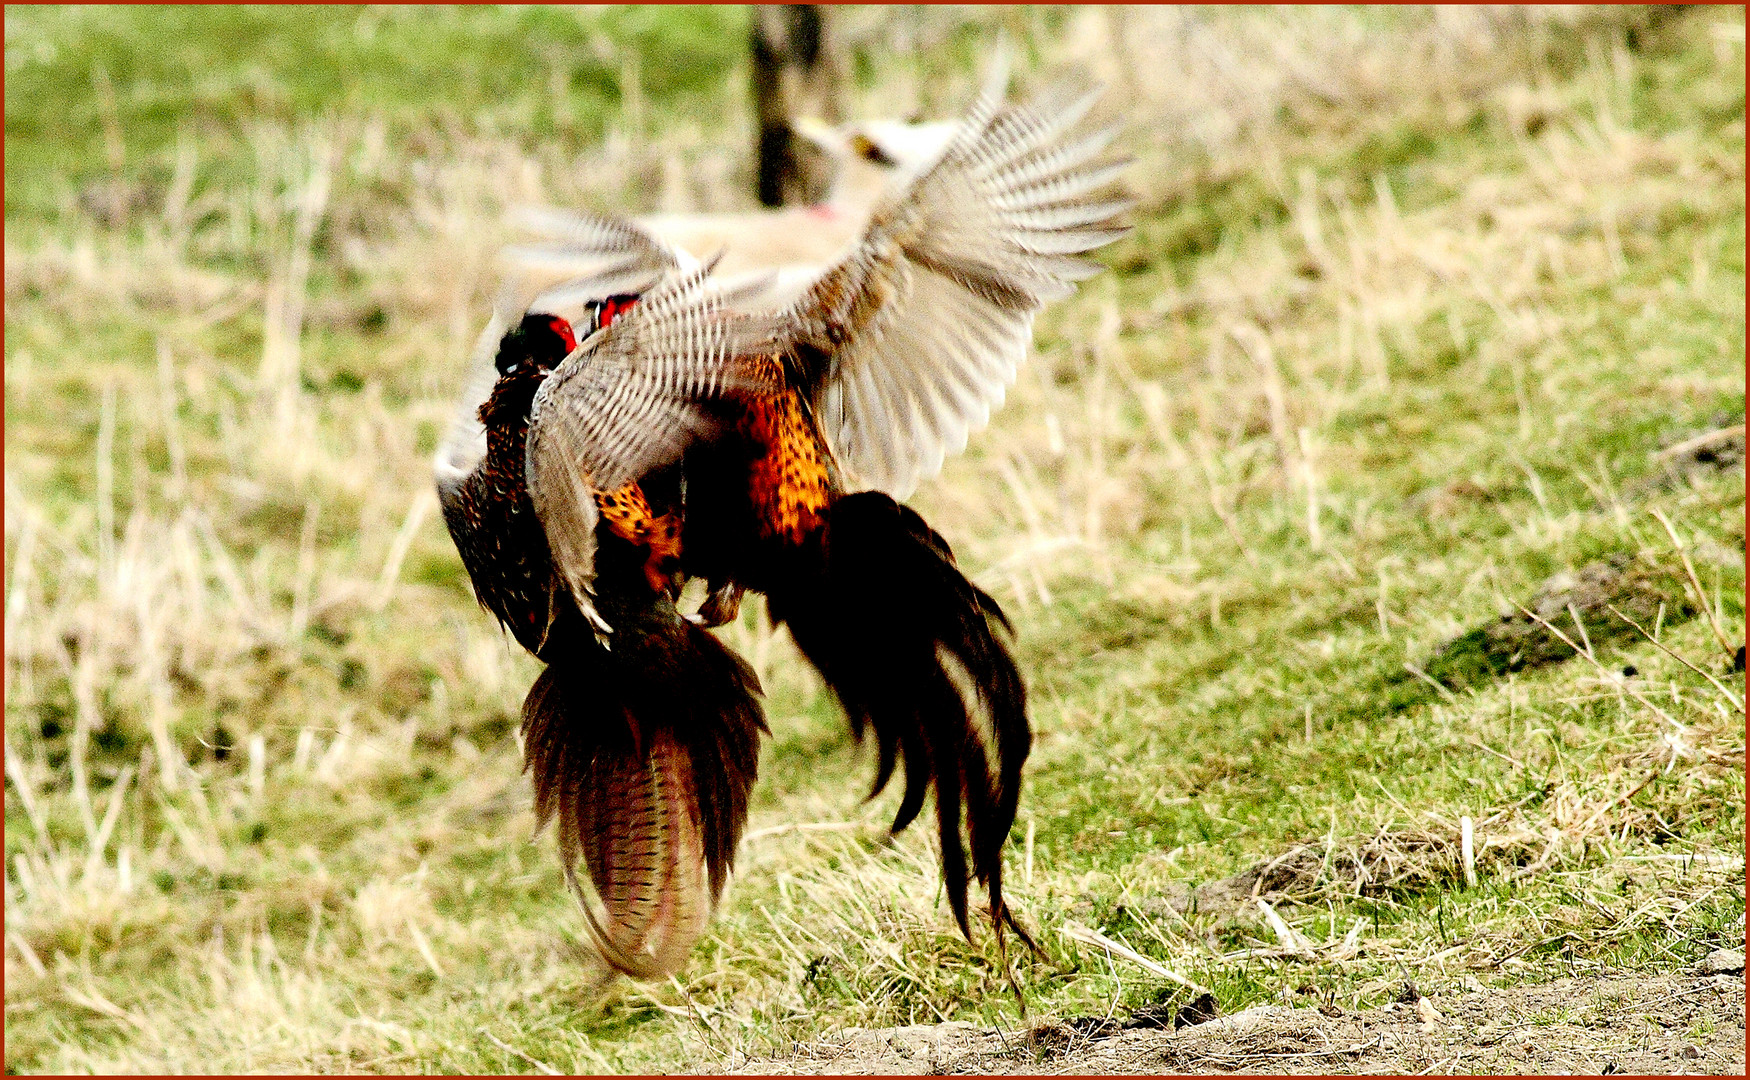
1696;948;1744;976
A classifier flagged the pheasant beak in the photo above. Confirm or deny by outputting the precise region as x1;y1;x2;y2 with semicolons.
790;114;848;158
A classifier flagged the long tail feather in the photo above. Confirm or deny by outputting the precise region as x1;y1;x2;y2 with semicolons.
521;617;765;979
767;492;1031;936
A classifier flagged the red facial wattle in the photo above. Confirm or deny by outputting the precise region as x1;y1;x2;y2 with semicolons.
600;296;637;328
548;316;578;354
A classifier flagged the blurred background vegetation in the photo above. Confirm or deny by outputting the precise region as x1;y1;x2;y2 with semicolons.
4;5;1744;1073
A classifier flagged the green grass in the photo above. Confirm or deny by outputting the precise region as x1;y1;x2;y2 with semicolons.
4;5;1744;1073
3;6;752;223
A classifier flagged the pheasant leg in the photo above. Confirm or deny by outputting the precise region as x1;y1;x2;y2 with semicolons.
692;579;746;628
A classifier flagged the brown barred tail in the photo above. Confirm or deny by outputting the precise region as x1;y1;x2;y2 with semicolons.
521;619;765;979
766;491;1032;940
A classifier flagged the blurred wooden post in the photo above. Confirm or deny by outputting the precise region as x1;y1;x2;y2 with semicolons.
750;4;844;207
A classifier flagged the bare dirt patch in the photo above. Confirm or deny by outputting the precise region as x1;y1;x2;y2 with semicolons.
1415;554;1696;695
709;974;1745;1075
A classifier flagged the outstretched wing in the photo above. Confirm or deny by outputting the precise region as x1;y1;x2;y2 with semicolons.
502;204;696;286
525;263;782;626
433;213;685;496
433;303;515;503
782;57;1133;498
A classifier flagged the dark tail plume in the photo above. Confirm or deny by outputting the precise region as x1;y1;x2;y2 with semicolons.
521;613;765;979
766;492;1032;940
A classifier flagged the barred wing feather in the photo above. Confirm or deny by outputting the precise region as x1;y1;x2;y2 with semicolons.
504;204;694;278
784;67;1132;498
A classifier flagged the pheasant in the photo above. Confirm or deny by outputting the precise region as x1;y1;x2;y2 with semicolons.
456;54;1131;962
436;283;773;979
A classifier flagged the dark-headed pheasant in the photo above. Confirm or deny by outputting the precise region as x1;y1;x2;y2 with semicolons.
436;56;1129;978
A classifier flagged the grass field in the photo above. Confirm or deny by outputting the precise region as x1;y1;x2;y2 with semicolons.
4;6;1744;1073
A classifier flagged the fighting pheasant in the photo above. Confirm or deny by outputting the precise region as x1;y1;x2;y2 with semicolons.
437;56;1129;977
436;282;774;979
